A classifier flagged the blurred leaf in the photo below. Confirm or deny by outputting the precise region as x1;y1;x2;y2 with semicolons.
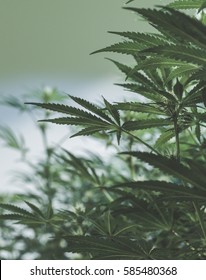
0;126;27;155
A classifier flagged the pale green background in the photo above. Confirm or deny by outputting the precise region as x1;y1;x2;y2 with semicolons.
0;0;170;79
0;0;171;191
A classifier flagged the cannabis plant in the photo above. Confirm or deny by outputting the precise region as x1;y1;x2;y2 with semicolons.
1;0;206;259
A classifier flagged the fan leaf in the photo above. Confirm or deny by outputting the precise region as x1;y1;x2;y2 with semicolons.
110;180;206;201
69;95;114;123
91;41;146;55
122;119;171;131
108;31;167;46
63;236;151;259
0;203;35;217
124;7;206;49
168;0;205;10
39;117;111;127
121;152;206;191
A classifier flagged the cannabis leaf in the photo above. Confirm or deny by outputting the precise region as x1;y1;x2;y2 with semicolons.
168;0;205;10
62;236;152;259
121;152;206;191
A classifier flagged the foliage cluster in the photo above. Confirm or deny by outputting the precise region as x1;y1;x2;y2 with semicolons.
1;0;206;259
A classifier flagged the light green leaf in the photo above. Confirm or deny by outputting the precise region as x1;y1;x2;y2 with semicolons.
116;102;165;115
168;0;204;10
134;57;189;70
122;119;171;131
155;130;175;148
198;1;206;12
0;126;26;152
165;64;199;83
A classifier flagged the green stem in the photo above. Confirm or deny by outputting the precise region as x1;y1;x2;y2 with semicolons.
114;225;137;236
102;189;113;202
41;123;53;207
174;118;180;160
193;202;206;242
187;128;200;146
122;129;160;155
172;230;196;252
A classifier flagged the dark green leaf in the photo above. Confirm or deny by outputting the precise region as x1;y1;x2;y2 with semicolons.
24;201;45;218
91;41;145;55
125;7;206;49
121;152;206;191
107;59;159;90
0;203;35;217
63;236;151;259
69;95;114;123
39;117;111;127
173;79;184;100
198;0;206;12
142;45;206;66
110;180;206;201
108;31;167;46
25;102;106;121
103;97;120;125
115;83;163;102
70;126;106;137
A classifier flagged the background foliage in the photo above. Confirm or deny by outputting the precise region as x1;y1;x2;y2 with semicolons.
1;0;206;259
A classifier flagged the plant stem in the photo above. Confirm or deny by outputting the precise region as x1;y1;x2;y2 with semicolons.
102;189;113;202
122;129;160;155
172;229;196;252
41;123;53;207
187;128;200;146
193;202;206;242
174;118;180;160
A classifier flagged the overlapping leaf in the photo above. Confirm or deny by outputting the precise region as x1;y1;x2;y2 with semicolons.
110;180;206;201
115;83;163;102
27;96;123;139
124;7;206;49
63;236;152;259
121;152;206;191
141;45;206;66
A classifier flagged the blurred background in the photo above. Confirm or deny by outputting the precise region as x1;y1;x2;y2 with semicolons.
0;0;170;192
